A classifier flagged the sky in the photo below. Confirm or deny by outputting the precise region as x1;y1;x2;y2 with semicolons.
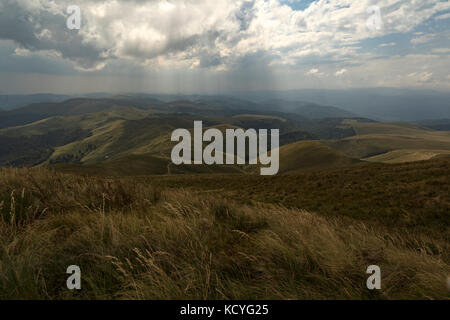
0;0;449;94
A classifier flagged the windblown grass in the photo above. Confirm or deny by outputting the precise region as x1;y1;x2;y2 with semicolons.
0;167;448;300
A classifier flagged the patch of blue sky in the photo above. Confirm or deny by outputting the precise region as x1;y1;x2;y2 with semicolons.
279;0;315;11
352;10;449;57
0;40;76;75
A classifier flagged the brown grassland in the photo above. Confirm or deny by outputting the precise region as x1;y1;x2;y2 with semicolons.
0;157;449;299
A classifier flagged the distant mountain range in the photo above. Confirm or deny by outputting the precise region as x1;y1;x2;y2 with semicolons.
0;95;357;129
3;88;449;122
417;119;450;131
0;93;114;111
234;88;450;122
0;94;72;111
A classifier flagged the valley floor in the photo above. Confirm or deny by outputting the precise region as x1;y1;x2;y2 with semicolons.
0;158;449;299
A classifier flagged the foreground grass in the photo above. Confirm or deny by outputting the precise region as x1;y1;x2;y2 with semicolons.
0;167;449;299
148;157;450;237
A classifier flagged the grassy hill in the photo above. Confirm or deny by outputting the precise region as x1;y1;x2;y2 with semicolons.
0;98;363;172
53;154;245;176
0;157;448;300
324;120;450;160
144;156;450;235
277;141;363;174
365;149;450;163
44;117;214;166
0;98;155;129
3;112;449;172
417;119;450;131
0;109;156;167
0;96;449;171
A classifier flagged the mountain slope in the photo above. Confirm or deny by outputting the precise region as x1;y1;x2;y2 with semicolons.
261;100;357;119
43;117;195;165
417;119;450;131
1;95;448;172
277;141;363;174
324;120;450;159
364;149;450;163
0;98;156;129
0;107;156;167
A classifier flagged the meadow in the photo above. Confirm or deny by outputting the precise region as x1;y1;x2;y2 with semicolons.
0;158;449;299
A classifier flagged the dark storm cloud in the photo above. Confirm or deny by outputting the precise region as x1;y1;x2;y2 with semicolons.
0;0;107;70
235;0;256;31
0;40;75;75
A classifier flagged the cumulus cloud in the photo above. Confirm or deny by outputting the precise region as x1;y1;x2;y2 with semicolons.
435;12;450;20
379;42;396;47
408;71;433;83
335;68;347;76
0;0;450;91
411;34;436;44
432;48;450;54
1;0;449;72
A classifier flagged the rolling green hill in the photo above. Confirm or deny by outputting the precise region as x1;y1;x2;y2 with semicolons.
417;119;450;131
0;98;156;129
0;108;157;167
364;149;450;163
324;120;450;160
0;96;449;172
277;141;363;174
43;117;197;165
0;96;363;172
53;154;245;176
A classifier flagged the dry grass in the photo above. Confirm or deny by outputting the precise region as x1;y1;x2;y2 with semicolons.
0;167;449;300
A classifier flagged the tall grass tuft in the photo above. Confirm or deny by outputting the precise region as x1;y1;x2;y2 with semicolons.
0;167;448;300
